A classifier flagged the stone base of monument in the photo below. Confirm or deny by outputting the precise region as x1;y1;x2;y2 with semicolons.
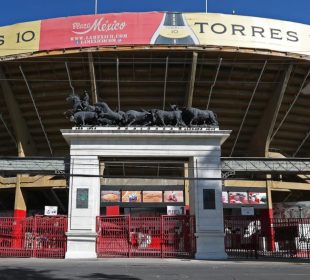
65;231;97;259
195;232;228;260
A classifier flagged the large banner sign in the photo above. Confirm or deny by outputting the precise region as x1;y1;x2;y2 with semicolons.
39;12;164;50
185;13;310;56
0;21;40;57
0;13;309;58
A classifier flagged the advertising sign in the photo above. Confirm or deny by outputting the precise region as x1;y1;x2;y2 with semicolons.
164;191;184;203
248;192;267;204
167;206;184;215
122;191;141;202
241;206;255;216
0;20;41;57
222;192;228;204
39;12;163;50
185;13;310;56
101;191;120;202
143;191;163;203
229;192;248;204
44;206;58;216
0;13;309;58
273;201;310;218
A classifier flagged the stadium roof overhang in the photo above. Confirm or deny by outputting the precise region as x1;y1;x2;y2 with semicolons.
0;13;309;158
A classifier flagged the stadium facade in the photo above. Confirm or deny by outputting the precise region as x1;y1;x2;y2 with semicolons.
0;12;309;258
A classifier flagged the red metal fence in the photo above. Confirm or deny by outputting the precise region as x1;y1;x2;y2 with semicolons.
0;216;67;258
96;215;196;258
224;217;310;259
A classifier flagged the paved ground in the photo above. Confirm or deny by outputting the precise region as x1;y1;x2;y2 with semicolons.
0;258;309;280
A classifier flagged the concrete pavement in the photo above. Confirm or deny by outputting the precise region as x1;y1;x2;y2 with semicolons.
0;258;309;280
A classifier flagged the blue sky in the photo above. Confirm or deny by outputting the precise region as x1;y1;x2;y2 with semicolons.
0;0;309;26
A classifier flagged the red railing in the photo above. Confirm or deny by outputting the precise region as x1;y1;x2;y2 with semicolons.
224;216;310;259
96;215;196;258
0;216;67;258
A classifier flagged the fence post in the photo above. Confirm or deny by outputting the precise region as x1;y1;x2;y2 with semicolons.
32;216;38;258
161;216;163;258
128;216;131;258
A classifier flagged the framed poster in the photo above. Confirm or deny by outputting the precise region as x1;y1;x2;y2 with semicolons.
229;192;248;204
164;191;184;203
44;206;58;216
101;191;121;202
248;192;267;204
241;207;255;216
76;188;88;209
143;191;163;202
222;192;229;203
122;191;141;202
167;206;185;215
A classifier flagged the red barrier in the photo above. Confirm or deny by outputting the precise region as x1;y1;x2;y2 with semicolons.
224;216;310;259
0;216;67;259
96;215;196;258
96;216;130;257
32;216;68;259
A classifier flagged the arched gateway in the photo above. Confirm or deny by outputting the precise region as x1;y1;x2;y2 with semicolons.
62;126;230;259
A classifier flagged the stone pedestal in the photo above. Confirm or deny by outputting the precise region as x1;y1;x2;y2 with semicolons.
65;156;100;259
189;152;227;259
62;127;230;259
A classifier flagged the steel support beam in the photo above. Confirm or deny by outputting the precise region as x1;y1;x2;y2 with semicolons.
20;66;53;156
293;130;310;157
0;67;37;155
116;57;120;111
50;189;66;213
206;58;222;110
230;60;267;156
88;52;98;104
186;52;198;108
247;64;293;157
221;158;310;174
271;69;310;142
163;56;169;110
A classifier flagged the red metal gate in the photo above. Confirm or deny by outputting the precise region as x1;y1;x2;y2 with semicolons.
96;215;195;258
224;216;310;259
162;215;196;258
0;216;67;258
96;215;130;257
32;216;68;258
0;217;33;257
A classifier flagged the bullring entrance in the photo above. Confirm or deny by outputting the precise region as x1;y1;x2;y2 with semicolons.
62;126;230;259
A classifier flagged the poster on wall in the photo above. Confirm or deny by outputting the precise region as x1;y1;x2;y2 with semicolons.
101;191;120;202
122;191;142;202
164;191;184;203
229;192;248;204
44;206;58;216
222;192;229;203
273;202;310;218
143;191;163;203
167;206;185;215
248;192;267;204
76;188;89;208
241;206;254;216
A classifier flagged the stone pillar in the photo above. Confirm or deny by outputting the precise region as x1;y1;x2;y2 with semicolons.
189;153;227;259
65;156;100;259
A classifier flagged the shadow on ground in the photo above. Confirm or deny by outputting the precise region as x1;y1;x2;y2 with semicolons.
0;268;141;280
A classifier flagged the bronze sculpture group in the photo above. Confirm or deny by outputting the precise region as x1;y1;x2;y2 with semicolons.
65;91;218;127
